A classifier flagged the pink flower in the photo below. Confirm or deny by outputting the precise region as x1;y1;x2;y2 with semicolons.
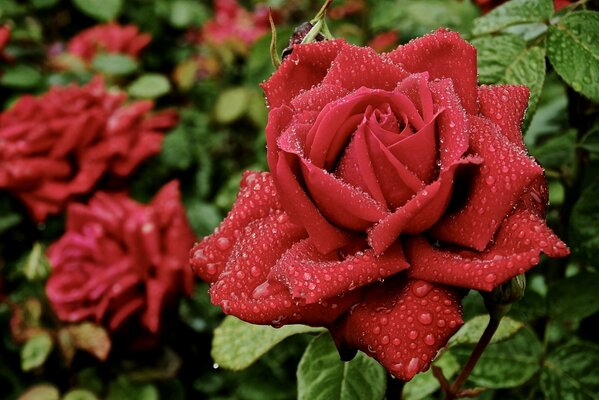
66;23;151;63
190;30;569;380
368;31;400;53
46;181;195;333
0;77;177;222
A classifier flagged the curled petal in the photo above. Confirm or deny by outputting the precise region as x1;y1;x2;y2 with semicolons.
331;278;463;381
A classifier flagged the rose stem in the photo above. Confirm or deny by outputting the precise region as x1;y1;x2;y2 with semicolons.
443;315;502;400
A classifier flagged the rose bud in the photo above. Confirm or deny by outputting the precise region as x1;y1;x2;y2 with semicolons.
190;29;569;380
0;76;177;222
46;181;195;334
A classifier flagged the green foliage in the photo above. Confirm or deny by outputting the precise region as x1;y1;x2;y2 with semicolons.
570;180;599;264
447;315;524;347
472;0;553;36
541;342;599;399
91;54;138;76
212;316;324;371
128;74;171;98
21;332;53;371
548;11;599;102
0;65;42;88
547;272;599;320
297;333;386;400
402;352;461;400
72;0;122;21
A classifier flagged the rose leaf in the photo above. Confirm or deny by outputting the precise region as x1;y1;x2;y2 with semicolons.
211;316;324;371
297;333;386;400
569;180;599;265
472;0;553;36
541;342;599;400
127;74;171;99
547;271;599;321
21;332;54;371
17;384;60;400
447;315;525;348
62;389;99;400
91;54;138;76
548;11;599;102
72;0;122;22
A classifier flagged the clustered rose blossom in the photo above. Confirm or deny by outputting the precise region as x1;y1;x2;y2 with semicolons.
46;181;195;333
190;29;569;380
475;0;572;14
66;23;151;63
0;77;177;222
201;0;273;50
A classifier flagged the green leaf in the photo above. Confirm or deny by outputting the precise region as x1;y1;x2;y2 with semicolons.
31;0;59;8
531;129;576;169
21;332;53;371
580;125;599;155
402;352;460;400
67;322;111;361
0;65;42;88
128;74;171;99
214;87;249;124
63;389;99;400
20;242;50;281
448;315;525;348
541;342;599;399
72;0;122;21
453;327;543;388
91;53;138;76
547;272;599;321
473;35;546;125
212;316;324;371
107;378;158;400
548;11;599;101
570;180;599;264
472;0;553;36
169;0;208;28
297;333;386;400
17;384;60;400
160;129;193;170
185;201;222;237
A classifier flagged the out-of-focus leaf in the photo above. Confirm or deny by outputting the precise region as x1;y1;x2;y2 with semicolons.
212;316;324;371
63;389;99;400
0;196;21;234
570;180;599;264
580;124;599;155
297;333;386;400
472;0;553;36
547;272;599;321
214;87;249;124
531;129;576;169
402;352;460;400
169;0;208;28
548;11;599;102
67;322;111;361
72;0;122;21
370;0;479;38
161;128;193;170
508;288;547;322
31;0;59;8
185;201;222;237
21;332;53;371
453;327;543;388
17;384;60;400
128;74;171;98
107;378;158;400
448;315;524;348
0;65;42;88
541;342;599;399
21;242;50;281
91;53;138;75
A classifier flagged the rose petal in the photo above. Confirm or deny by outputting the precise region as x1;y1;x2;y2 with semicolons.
271;239;409;304
387;29;478;114
261;39;345;109
290;84;350;113
407;206;570;291
190;171;282;283
322;41;408;92
431;116;543;251
331;277;463;381
478;85;529;150
369;155;482;254
396;73;434;121
210;211;358;325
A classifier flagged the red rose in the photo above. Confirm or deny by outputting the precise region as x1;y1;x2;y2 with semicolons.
66;23;151;63
190;30;569;380
0;25;10;63
46;181;195;333
0;77;177;222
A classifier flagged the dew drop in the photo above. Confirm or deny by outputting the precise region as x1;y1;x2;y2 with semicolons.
418;312;433;325
424;334;436;346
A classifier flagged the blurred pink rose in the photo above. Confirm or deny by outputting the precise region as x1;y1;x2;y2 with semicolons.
0;77;177;222
46;181;195;333
66;23;151;62
368;31;400;53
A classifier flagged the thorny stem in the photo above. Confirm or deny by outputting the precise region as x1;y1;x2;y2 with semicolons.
443;315;502;400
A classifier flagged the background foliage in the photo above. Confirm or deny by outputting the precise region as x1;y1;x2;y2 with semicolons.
1;0;598;399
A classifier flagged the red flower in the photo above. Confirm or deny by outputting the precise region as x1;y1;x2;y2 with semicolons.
475;0;572;14
66;23;151;63
368;31;400;53
201;0;273;50
0;25;12;68
46;181;195;333
190;30;569;380
0;77;177;222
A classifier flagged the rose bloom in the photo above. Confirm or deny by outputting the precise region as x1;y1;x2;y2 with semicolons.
46;181;195;333
368;31;400;53
0;77;177;222
66;23;151;63
190;29;569;380
0;25;10;61
475;0;572;13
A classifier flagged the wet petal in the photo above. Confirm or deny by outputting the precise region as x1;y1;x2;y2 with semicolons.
431;116;543;251
331;277;463;381
387;29;478;114
190;171;282;283
271;239;409;304
407;207;570;291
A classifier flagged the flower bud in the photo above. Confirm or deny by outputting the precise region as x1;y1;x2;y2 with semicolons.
483;274;526;319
